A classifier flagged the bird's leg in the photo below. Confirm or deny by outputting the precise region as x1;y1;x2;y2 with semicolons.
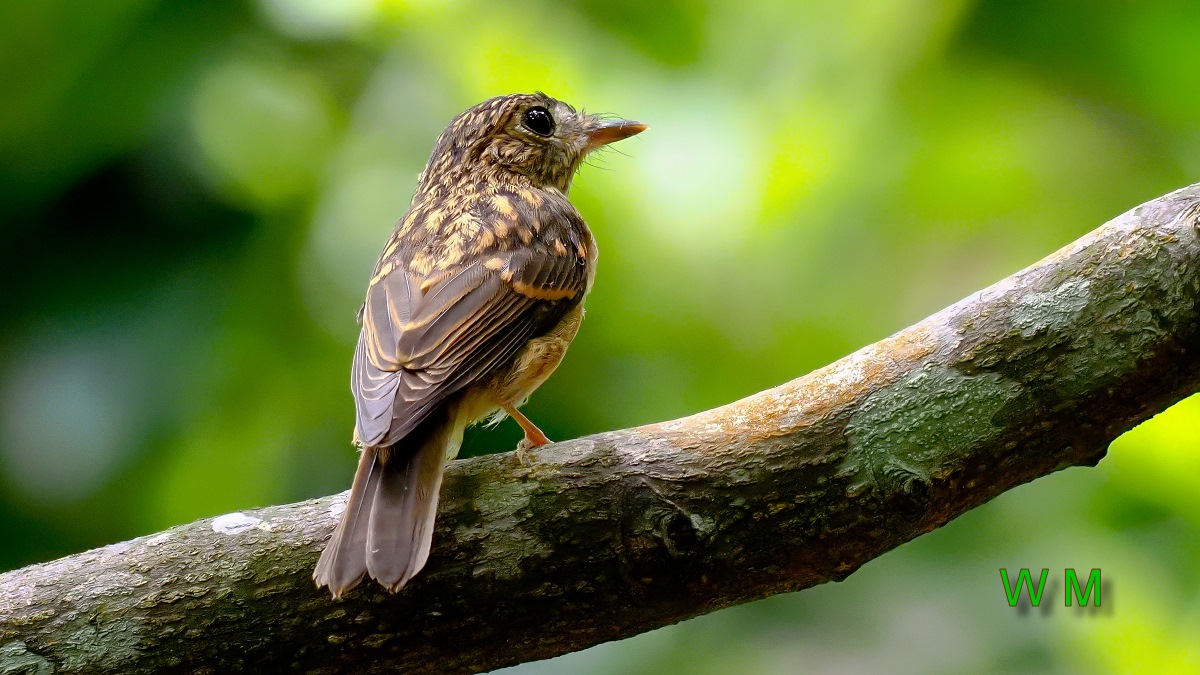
503;404;551;466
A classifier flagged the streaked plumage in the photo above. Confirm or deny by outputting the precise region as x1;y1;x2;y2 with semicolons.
314;93;645;598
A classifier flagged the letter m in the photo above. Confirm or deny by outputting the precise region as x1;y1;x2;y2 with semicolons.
1000;568;1049;607
1065;568;1101;607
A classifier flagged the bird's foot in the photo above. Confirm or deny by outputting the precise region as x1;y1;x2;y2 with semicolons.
514;434;550;467
504;404;551;466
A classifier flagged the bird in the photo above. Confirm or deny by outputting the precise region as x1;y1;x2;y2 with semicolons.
313;92;646;598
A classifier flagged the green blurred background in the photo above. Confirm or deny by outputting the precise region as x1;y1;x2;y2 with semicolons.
2;0;1199;672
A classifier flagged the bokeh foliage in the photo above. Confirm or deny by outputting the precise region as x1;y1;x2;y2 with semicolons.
2;0;1198;672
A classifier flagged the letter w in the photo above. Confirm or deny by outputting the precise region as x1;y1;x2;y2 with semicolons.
1000;568;1049;607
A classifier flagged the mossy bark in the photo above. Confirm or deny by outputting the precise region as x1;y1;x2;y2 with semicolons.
2;184;1199;674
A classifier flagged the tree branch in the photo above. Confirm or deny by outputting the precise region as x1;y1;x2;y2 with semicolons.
3;184;1200;674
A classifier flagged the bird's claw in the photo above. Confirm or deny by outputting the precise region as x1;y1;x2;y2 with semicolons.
515;437;536;467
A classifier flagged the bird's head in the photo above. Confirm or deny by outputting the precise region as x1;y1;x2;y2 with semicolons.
418;92;646;194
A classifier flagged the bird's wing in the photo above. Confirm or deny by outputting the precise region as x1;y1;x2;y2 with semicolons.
353;241;587;447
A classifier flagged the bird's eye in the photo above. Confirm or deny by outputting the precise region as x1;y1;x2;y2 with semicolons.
522;106;555;136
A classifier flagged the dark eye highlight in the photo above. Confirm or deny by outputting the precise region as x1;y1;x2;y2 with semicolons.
522;106;555;136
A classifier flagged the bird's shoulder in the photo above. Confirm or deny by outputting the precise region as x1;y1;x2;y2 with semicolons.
370;184;593;288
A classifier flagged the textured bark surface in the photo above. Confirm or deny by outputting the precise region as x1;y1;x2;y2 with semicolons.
2;184;1200;674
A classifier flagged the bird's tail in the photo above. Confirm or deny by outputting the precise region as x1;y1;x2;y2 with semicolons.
314;409;461;598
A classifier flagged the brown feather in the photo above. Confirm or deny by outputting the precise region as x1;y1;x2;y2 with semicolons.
354;234;587;448
312;446;381;598
365;410;458;591
314;409;461;598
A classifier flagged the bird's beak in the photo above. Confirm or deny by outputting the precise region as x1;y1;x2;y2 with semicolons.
585;119;648;151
